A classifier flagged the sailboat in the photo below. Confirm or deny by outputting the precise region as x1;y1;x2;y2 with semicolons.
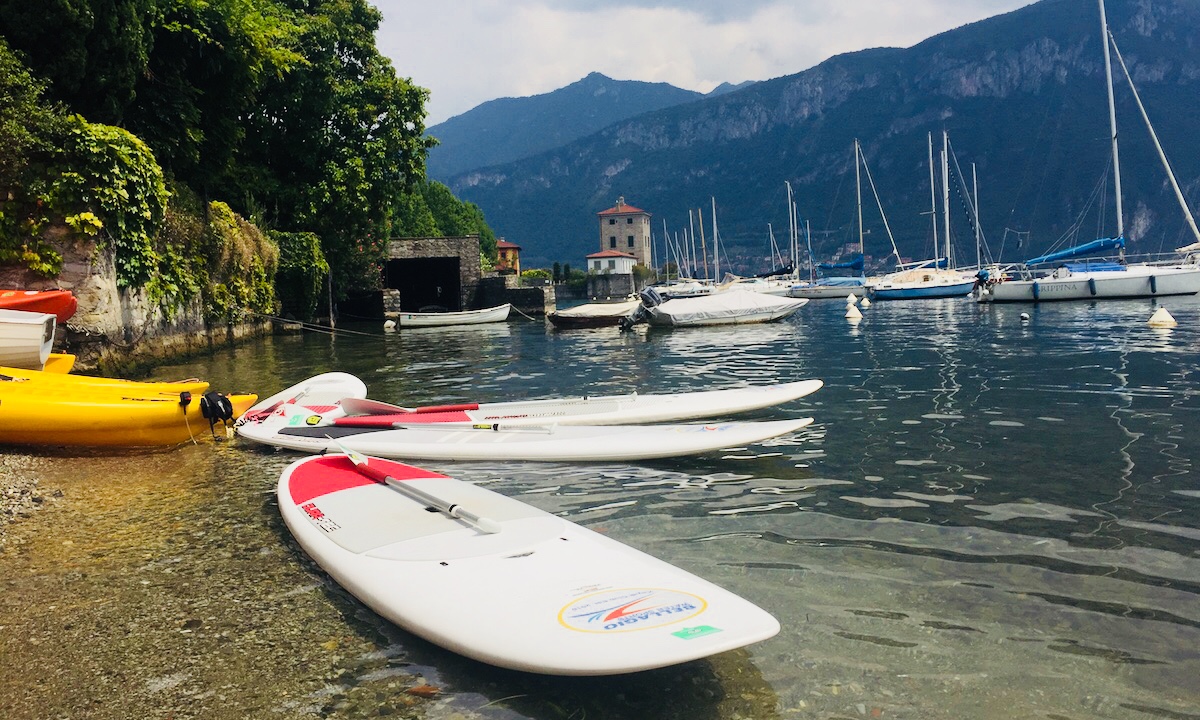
868;131;977;300
974;0;1200;303
787;180;868;299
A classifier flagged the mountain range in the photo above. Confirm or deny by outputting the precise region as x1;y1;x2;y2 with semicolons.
426;73;753;180
430;0;1200;273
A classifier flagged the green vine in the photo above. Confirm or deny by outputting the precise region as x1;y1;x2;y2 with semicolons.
201;201;279;322
49;115;170;289
273;230;328;321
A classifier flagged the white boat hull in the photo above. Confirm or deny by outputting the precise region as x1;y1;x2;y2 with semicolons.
394;303;511;327
788;283;866;299
0;309;55;370
867;269;976;300
975;264;1200;303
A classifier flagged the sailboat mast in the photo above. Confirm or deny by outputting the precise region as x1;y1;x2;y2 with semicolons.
973;163;982;268
711;197;720;281
667;216;676;278
942;130;951;268
1099;0;1124;241
697;207;709;281
855;139;864;256
928;133;939;252
786;182;795;277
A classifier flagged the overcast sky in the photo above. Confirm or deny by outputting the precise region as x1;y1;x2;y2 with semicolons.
374;0;1034;126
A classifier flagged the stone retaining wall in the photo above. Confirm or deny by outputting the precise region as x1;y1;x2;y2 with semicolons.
0;227;267;372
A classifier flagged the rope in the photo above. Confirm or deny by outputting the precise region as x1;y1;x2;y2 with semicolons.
510;306;542;322
244;307;545;332
241;311;384;337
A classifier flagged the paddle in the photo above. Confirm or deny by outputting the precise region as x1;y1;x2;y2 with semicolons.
339;397;481;416
332;439;502;534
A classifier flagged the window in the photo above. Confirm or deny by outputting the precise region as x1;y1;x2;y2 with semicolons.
627;235;635;247
607;260;616;270
608;218;616;225
609;236;616;248
626;218;633;224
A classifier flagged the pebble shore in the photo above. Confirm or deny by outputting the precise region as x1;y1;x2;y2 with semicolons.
0;475;48;548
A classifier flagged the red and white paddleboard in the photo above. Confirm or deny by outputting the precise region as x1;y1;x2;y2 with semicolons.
278;454;780;675
239;372;367;423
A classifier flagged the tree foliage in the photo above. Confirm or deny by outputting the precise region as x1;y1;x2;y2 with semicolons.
230;0;435;297
0;38;64;190
127;0;303;192
0;0;154;125
393;180;498;258
1;0;497;310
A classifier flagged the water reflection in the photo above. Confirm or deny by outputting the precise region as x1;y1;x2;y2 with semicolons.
3;295;1199;718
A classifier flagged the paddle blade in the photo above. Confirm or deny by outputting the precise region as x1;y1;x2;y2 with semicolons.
330;437;370;466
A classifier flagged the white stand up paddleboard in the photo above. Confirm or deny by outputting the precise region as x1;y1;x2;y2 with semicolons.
259;373;823;427
278;453;781;675
242;405;812;462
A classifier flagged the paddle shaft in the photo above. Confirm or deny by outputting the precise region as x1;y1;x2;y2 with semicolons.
350;457;502;534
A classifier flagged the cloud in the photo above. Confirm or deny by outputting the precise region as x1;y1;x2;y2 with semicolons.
374;0;1033;125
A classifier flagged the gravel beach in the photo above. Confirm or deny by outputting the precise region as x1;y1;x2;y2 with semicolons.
0;466;51;549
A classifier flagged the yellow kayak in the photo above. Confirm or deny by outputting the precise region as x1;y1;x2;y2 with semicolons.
0;374;256;447
41;353;76;373
0;365;209;398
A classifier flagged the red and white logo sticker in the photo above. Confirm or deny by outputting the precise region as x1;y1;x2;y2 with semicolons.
301;502;341;533
558;588;706;633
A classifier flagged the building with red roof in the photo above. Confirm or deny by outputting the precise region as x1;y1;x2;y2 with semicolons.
586;249;637;275
597;196;652;267
495;238;521;275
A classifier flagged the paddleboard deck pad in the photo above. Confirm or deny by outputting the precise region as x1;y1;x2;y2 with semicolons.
279;454;780;675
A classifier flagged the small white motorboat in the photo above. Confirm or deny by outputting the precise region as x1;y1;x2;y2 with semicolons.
0;309;56;370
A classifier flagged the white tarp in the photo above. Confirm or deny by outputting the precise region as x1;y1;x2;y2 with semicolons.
554;299;640;319
646;290;807;327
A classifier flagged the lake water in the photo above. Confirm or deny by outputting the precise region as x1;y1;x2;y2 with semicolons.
2;295;1198;719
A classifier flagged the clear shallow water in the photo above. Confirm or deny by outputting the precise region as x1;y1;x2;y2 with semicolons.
2;296;1199;719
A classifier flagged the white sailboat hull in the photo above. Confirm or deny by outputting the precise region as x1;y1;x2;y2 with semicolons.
974;264;1200;303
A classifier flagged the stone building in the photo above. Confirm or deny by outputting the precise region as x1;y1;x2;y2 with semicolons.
597;197;652;267
495;239;521;275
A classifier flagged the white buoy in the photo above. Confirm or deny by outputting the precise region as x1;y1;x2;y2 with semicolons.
1148;307;1177;327
1020;312;1030;322
845;304;863;320
860;297;871;309
383;319;397;332
846;293;859;305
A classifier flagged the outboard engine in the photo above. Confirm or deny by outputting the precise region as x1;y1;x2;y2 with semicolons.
638;286;664;308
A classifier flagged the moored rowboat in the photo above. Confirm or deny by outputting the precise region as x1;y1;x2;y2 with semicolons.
393;303;510;328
